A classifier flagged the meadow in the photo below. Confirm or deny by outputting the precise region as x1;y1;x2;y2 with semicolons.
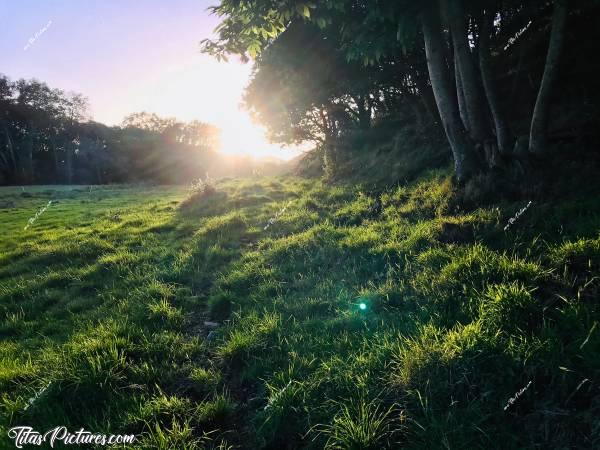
1;172;599;449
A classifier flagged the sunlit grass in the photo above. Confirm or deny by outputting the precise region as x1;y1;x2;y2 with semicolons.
1;175;599;448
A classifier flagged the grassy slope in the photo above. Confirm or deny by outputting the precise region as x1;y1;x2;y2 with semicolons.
0;172;599;449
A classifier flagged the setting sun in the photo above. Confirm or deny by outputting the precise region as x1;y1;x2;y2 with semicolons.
2;0;300;161
113;55;300;160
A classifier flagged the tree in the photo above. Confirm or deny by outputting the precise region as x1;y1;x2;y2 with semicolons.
0;76;18;183
201;0;577;181
529;0;569;154
0;75;223;186
421;2;481;180
479;4;512;155
244;20;410;176
201;0;485;181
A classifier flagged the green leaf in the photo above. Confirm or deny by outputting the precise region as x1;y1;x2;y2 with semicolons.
296;4;310;18
247;42;261;59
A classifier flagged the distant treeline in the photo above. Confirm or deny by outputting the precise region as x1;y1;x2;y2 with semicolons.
204;0;600;182
0;77;286;186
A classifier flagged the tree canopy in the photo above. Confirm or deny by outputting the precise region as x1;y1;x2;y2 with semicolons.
203;0;599;182
0;76;225;184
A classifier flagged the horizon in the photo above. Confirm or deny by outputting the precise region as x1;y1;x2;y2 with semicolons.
0;0;302;160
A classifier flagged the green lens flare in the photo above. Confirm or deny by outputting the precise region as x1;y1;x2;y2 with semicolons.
359;302;367;310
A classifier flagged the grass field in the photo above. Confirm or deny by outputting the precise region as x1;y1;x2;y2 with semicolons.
1;173;599;449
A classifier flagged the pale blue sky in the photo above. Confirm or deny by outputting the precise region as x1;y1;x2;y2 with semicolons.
0;0;300;158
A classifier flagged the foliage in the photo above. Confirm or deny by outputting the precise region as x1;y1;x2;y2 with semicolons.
203;0;600;181
0;76;290;185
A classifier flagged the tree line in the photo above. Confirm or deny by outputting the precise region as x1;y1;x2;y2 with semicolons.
0;76;224;185
202;0;599;182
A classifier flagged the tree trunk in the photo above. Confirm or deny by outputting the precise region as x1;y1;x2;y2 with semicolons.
1;121;17;179
446;0;492;146
479;8;513;154
94;138;103;184
529;0;568;154
320;107;338;179
6;129;16;174
421;4;480;182
22;124;35;183
49;136;61;182
447;0;501;168
454;55;470;131
65;144;73;184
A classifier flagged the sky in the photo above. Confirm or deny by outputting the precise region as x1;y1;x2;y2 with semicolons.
0;0;301;159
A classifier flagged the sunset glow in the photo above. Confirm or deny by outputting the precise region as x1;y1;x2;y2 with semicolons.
1;0;301;160
121;55;299;159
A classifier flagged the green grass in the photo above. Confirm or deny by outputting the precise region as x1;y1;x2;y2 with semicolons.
1;174;599;449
